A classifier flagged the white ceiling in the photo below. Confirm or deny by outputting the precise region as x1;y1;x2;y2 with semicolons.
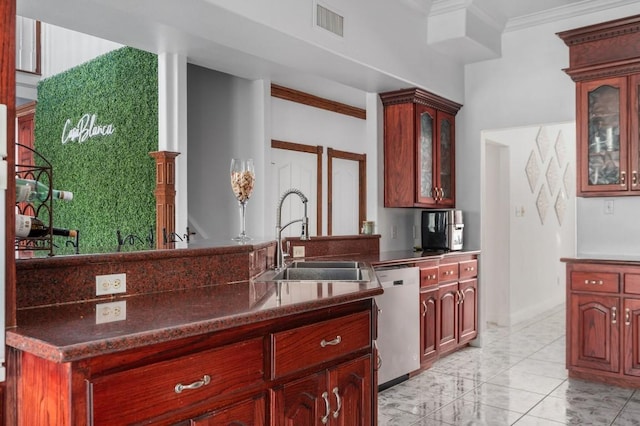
16;0;638;101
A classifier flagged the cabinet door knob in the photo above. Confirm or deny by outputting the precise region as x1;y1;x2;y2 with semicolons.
612;306;617;324
621;171;627;187
633;171;638;187
422;300;428;317
320;336;342;347
174;375;211;394
626;308;631;326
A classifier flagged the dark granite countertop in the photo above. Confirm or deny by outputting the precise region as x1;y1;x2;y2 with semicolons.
6;278;382;363
7;248;479;364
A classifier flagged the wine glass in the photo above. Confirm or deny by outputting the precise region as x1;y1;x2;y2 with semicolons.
230;158;255;241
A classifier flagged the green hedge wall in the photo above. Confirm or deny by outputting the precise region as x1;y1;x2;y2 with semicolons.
34;47;158;255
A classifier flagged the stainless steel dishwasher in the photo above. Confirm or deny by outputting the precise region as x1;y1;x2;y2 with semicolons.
374;265;420;390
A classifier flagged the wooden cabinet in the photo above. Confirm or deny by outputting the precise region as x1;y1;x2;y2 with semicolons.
379;88;462;208
569;293;620;373
274;356;371;426
437;260;478;356
10;300;375;425
558;15;640;197
415;254;478;368
90;339;265;425
565;260;640;387
189;395;266;425
459;278;478;345
420;287;438;365
437;281;459;355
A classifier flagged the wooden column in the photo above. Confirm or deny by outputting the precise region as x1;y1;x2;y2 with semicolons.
2;0;16;423
149;151;179;249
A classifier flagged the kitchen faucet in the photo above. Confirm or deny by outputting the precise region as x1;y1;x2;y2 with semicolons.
275;188;309;270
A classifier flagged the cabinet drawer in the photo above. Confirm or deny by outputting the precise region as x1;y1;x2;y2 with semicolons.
571;271;619;293
420;267;439;287
271;311;371;379
439;263;459;282
90;338;264;425
624;274;640;295
459;260;478;279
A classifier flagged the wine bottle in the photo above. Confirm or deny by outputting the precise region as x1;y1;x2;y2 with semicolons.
16;177;74;202
15;214;78;238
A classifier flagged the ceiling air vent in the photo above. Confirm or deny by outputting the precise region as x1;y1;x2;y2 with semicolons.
316;4;344;37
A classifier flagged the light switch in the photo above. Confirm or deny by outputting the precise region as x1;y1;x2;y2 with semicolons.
604;200;614;215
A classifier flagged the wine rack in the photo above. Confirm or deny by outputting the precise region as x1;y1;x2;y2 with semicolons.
15;143;54;256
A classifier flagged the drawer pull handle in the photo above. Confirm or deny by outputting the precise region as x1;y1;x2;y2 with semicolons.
626;308;631;326
465;267;475;271
320;336;342;347
584;279;604;285
332;387;342;419
174;374;211;394
612;307;617;324
321;391;330;424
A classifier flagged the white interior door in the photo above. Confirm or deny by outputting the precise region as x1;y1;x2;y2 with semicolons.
331;158;359;235
271;148;317;237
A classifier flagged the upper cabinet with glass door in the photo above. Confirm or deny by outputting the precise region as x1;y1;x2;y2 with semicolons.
380;88;462;208
559;15;640;197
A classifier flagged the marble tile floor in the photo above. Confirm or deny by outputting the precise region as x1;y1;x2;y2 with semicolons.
378;304;640;425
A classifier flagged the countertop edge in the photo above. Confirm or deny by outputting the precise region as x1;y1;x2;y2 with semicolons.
561;256;640;265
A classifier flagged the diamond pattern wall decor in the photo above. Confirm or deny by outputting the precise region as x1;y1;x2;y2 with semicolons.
536;126;551;162
524;126;573;227
546;158;559;195
525;150;540;193
536;184;549;224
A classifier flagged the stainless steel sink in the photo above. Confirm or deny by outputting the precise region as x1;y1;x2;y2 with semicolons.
288;260;363;269
255;260;372;283
271;267;368;282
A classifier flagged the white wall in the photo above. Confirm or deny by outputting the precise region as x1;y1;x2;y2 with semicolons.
483;123;576;326
460;2;640;256
41;23;122;78
186;66;416;252
186;65;267;241
270;94;369;237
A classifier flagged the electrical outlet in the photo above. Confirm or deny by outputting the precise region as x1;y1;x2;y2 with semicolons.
391;225;398;239
292;246;305;258
95;300;127;324
96;273;127;296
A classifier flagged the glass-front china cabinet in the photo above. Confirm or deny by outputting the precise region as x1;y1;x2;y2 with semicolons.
559;16;640;197
380;88;461;208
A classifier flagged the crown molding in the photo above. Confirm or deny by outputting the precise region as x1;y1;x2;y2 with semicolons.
505;0;640;32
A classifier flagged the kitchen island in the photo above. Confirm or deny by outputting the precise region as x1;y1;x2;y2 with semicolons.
6;236;479;424
562;256;640;388
8;283;381;425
